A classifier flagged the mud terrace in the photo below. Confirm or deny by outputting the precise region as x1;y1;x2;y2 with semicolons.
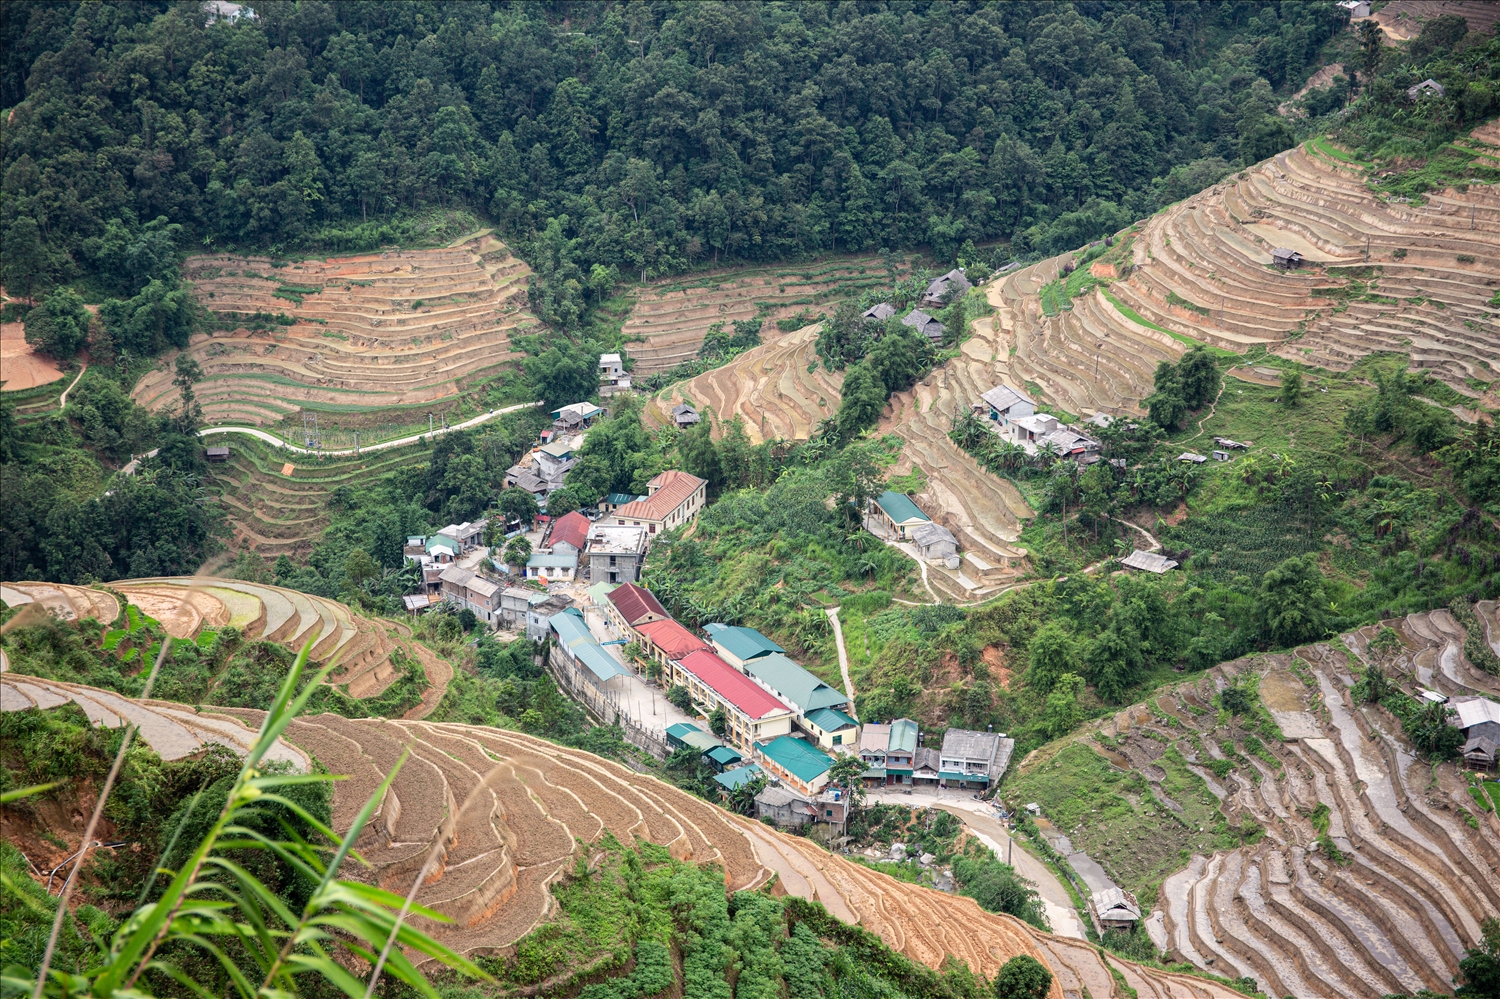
134;234;536;424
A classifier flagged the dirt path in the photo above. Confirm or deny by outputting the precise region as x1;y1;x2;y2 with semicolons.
57;364;87;408
197;400;542;456
825;607;856;712
1183;378;1228;442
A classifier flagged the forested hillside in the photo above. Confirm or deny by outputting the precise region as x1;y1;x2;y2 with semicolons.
3;0;1348;327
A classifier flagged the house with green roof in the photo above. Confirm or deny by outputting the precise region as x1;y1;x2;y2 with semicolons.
867;490;931;540
712;763;763;794
704;744;744;772
884;718;920;784
665;722;723;755
704;623;784;669
803;706;860;751
756;735;835;795
739;652;849;723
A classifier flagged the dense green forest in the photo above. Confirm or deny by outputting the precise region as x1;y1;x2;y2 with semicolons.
3;0;1349;330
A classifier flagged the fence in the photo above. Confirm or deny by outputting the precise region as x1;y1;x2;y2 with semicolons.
546;648;671;761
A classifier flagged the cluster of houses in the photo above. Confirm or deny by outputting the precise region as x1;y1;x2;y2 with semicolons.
973;383;1103;463
861;268;972;346
565;581;1015;831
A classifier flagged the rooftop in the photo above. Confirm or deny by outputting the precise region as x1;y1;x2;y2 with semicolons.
607;582;669;625
548;510;591;551
666;722;706;740
755;785;811;808
742;652;848;713
599;352;622;364
574;642;631;683
980;384;1035;414
527;552;578;569
549;612;594;648
713;763;763;790
637;618;711;659
705;622;785;662
805;707;859;732
887;718;919;755
677;649;792;720
585;525;648;554
873;490;930;525
616;470;705;522
910;522;957;548
858;722;891;755
705;745;743;766
1120;550;1179;574
1454;698;1500;729
759;735;835;784
862;302;896;321
941;727;1003;764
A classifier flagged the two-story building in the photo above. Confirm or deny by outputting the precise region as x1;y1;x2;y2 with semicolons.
705;623;784;668
500;586;534;631
603;582;670;639
884;718;919;785
585;524;648;584
438;565;503;626
639;618;710;670
857;722;891;784
673;648;795;752
599;353;631;397
938;728;1015;790
802;707;861;752
610;470;706;538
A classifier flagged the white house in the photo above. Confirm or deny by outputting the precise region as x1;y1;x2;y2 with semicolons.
600;353;631;396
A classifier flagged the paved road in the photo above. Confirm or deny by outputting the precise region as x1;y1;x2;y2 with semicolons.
825;607;857;714
196;400;543;456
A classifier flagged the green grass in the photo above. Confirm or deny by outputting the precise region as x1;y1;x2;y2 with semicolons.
1309;136;1369;166
1098;288;1237;358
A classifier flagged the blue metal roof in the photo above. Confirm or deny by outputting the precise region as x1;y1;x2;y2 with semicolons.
705;745;743;765
887;718;919;754
574;643;630;683
712;764;763;790
549;612;593;648
759;736;834;783
805;707;859;732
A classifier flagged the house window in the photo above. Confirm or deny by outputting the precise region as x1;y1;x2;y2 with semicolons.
832;734;842;745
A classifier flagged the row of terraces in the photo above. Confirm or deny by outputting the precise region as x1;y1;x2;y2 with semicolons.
646;324;844;442
623;254;910;376
992;135;1500;421
204;436;431;555
132;235;538;424
0;578;451;716
1103;615;1500;999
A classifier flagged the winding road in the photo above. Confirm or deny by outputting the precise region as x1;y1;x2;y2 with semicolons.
196;400;543;456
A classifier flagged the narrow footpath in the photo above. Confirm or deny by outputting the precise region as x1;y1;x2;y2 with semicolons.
196;400;543;456
825;607;857;715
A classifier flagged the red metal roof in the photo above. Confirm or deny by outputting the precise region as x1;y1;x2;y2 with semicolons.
637;618;710;660
615;470;704;522
606;582;669;626
548;510;591;551
677;649;791;720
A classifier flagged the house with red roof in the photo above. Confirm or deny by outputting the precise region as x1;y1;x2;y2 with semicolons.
611;470;706;539
546;510;591;554
674;648;795;750
636;618;710;668
603;582;670;637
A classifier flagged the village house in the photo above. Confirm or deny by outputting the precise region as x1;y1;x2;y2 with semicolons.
438;566;503;626
585;524;648;584
1454;698;1500;770
525;551;577;583
671;403;701;428
602;492;641;516
756;735;835;796
599;353;631;397
1407;78;1445;100
552;401;603;431
976;384;1036;426
435;520;487;548
603;582;670;638
920;267;972;307
526;594;574;641
1270;247;1304;270
666;721;723;754
901;308;945;344
1007;413;1101;462
884;718;919;785
754;786;818;828
862;302;896;322
1120;550;1179;574
1089;887;1142;933
866;490;931;541
857;722;891;784
500;586;534;630
672;648;795;751
610;470;707;538
712;763;764;797
506;434;586;503
1337;0;1370;18
545;511;591;555
938;728;1015;789
802;706;860;752
911;522;958;562
912;746;941;785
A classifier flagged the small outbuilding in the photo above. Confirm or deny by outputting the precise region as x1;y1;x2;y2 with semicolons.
671;403;701;427
1178;452;1208;464
1120;550;1179;574
1270;247;1304;270
900;309;945;344
1407;79;1446;100
862;302;896;322
1212;449;1232;462
205;446;230;462
911;522;958;561
1089;887;1141;932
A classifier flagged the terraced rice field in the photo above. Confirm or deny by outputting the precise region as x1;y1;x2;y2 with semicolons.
205;435;431;555
624;254;910;375
992;133;1500;420
1014;604;1500;999
133;234;537;425
0;577;451;716
1366;1;1500;41
647;324;844;442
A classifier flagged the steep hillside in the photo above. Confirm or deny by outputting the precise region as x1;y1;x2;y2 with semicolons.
1005;605;1500;999
132;234;536;427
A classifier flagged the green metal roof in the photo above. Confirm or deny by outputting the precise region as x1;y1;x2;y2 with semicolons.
666;722;704;740
805;707;859;732
705;745;743;765
887;718;919;754
939;770;985;781
712;764;763;790
741;653;847;713
704;622;784;661
861;767;887;779
680;730;723;752
549;612;594;649
874;490;930;525
759;736;834;784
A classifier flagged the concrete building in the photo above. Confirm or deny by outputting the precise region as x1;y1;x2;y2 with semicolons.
867;490;931;541
525;551;577;582
704;623;784;669
549;611;631;687
802;707;860;751
911;522;958;561
857;722;891;784
604;582;670;637
438;566;503;626
526;594;573;641
546;511;591;554
977;384;1036;426
610;470;707;538
638;618;710;670
500;586;534;630
938;728;1015;789
884;718;918;785
585;524;648;584
599;353;630;396
672;648;795;752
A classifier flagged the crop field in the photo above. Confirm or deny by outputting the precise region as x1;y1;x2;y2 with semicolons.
133;233;538;432
623;253;911;375
205;435;430;555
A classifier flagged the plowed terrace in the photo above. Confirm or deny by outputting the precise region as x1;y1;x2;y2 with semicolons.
134;234;537;425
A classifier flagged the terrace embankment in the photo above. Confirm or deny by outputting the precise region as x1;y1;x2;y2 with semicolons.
134;234;537;425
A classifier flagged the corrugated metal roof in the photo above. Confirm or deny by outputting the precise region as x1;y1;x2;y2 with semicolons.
712;764;763;790
1120;550;1178;573
607;582;669;625
575;643;630;682
874;491;930;525
887;718;918;754
759;736;834;783
805;707;859;732
677;649;791;720
638;619;710;660
549;612;594;648
742;653;847;713
705;623;784;661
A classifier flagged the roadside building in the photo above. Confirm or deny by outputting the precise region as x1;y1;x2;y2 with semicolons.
757;735;835;796
604;582;670;638
610;470;707;538
585;524;648;584
1089;888;1141;933
884;718;919;785
552;401;603;430
754;786;818;828
938;728;1015;789
857;722;891;785
673;648;795;751
803;706;860;751
525;551;577;583
867;490;931;540
913;747;941;785
737;652;851;731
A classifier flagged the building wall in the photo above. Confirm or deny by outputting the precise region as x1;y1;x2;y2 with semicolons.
589;551;642;584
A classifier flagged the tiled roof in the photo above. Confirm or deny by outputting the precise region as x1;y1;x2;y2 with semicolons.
705;622;784;661
616;470;704;522
637;618;710;660
759;735;835;783
676;649;791;719
549;510;591;551
606;582;669;625
741;653;847;713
